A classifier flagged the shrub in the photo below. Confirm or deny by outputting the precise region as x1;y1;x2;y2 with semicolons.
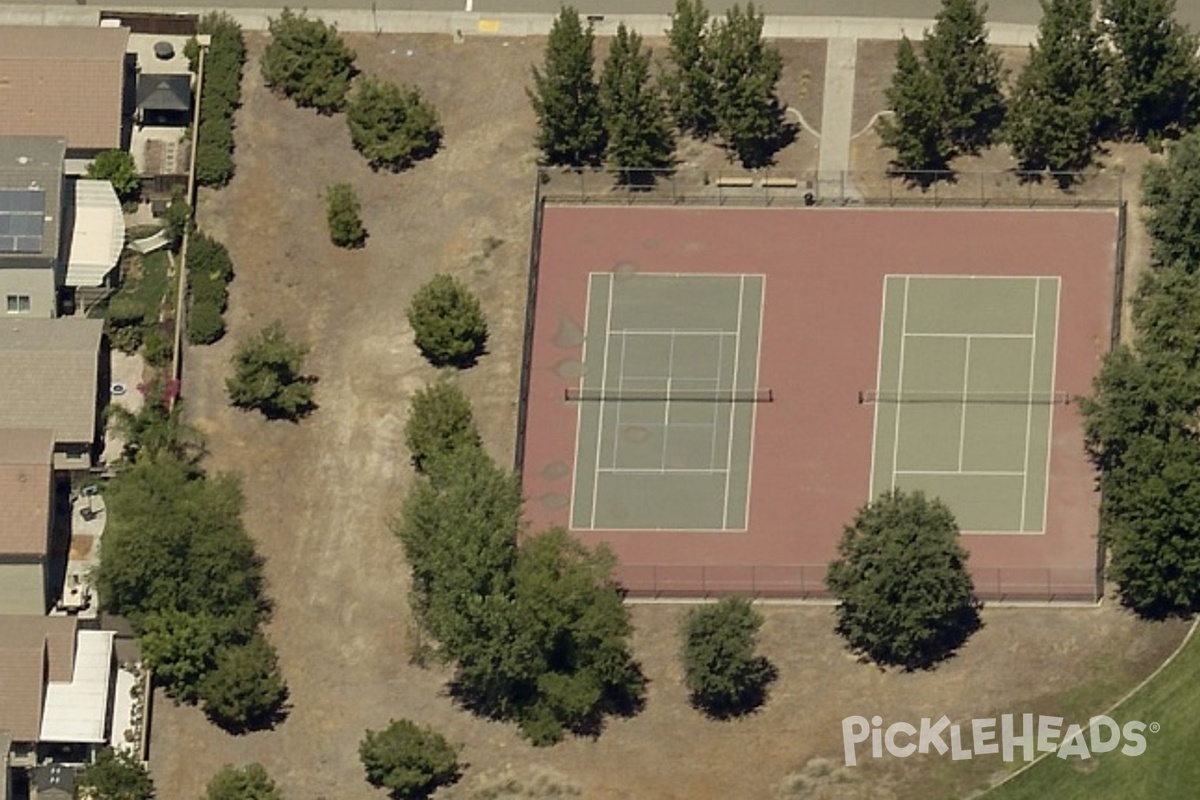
359;720;460;799
404;379;481;472
188;300;226;345
143;326;174;368
87;150;141;204
164;196;192;251
407;274;489;368
191;13;246;188
261;8;356;114
346;77;442;171
681;596;774;717
226;322;316;420
326;182;367;248
203;764;282;800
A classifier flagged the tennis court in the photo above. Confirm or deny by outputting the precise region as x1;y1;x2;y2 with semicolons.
867;275;1063;533
569;273;766;531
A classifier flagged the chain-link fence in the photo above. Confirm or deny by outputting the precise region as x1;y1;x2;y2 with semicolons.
539;167;1124;209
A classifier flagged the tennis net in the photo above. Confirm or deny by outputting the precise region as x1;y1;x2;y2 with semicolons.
565;387;774;403
858;390;1070;405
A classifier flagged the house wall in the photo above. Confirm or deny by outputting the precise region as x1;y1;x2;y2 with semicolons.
0;561;47;614
0;269;55;318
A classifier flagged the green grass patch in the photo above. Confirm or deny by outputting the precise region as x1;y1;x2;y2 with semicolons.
981;625;1199;800
129;249;175;313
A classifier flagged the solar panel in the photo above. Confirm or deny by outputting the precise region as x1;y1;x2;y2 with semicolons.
0;188;47;255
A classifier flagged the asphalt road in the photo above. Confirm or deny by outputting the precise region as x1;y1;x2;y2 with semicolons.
10;0;1200;29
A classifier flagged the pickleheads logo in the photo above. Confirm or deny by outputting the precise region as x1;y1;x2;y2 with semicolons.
841;714;1158;766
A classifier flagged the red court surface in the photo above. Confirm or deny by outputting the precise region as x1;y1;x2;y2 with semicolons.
520;206;1119;599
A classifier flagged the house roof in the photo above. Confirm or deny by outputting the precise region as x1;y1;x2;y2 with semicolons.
41;629;115;743
0;318;103;444
136;73;191;112
0;428;53;556
0;26;130;152
65;179;125;287
0;615;77;743
0;136;65;267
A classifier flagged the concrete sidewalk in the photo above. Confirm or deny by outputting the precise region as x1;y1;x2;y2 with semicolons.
0;4;1038;44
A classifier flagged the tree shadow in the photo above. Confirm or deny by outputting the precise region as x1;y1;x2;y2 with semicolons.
731;116;801;169
207;685;292;735
259;376;320;422
844;602;984;672
690;657;779;720
421;342;488;370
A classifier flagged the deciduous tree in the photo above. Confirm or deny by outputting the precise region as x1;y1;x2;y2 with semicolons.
403;379;481;473
199;634;289;732
923;0;1005;152
663;0;716;137
203;764;282;800
359;720;461;799
87;150;141;204
346;78;442;172
528;6;606;166
827;490;981;669
260;8;356;114
1004;0;1108;174
600;24;675;183
877;37;952;173
708;3;786;167
226;322;316;419
80;749;155;800
1142;131;1200;268
681;596;774;717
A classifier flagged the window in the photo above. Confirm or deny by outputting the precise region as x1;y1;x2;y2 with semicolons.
6;294;30;313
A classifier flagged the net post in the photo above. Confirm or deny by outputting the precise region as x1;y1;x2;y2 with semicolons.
857;390;864;404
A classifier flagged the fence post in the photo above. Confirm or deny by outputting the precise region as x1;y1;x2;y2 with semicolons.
701;565;708;598
979;171;986;207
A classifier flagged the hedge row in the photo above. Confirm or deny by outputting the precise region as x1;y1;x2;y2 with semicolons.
189;13;246;188
187;232;235;345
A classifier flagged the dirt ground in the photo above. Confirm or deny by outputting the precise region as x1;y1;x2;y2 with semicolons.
148;32;1187;800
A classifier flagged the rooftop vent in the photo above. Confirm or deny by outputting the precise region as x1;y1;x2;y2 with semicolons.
153;41;175;60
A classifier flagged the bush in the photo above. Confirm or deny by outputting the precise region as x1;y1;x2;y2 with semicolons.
326;182;367;248
407;274;489;368
188;300;226;345
203;764;281;800
827;489;982;669
164;196;192;251
681;596;774;717
188;230;236;287
261;8;356;114
347;77;442;171
87;150;141;204
143;326;174;368
199;635;289;733
192;13;246;188
80;748;155;800
404;379;481;472
226;322;316;419
359;720;460;799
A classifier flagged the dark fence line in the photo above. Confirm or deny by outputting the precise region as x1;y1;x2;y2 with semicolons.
539;167;1125;210
614;564;1102;603
99;10;199;35
513;172;545;475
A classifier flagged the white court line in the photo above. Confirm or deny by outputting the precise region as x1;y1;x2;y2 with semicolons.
661;331;677;469
709;334;725;468
610;331;630;469
905;332;1034;339
867;276;893;499
589;275;616;529
742;275;766;529
1039;277;1063;535
598;467;730;475
889;276;911;491
722;276;746;528
958;336;971;471
1019;279;1041;531
617;329;739;336
896;469;1026;477
616;271;769;278
567;275;595;530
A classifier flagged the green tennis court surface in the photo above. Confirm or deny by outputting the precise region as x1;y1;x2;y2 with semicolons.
570;273;765;531
869;275;1061;533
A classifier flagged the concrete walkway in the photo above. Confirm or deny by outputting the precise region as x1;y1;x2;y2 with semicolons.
816;38;860;200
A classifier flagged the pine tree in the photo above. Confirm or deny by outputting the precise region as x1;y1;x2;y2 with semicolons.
878;37;952;173
663;0;716;137
600;24;676;184
528;7;606;166
1004;0;1109;174
923;0;1005;152
708;3;786;167
1101;0;1200;141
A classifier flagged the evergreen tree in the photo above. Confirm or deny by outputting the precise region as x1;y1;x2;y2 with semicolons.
923;0;1005;152
260;8;356;114
708;3;786;167
681;597;774;717
403;378;481;473
1102;0;1200;141
225;322;316;420
346;78;442;172
1004;0;1108;174
326;182;367;248
663;0;716;137
528;7;606;166
877;37;953;173
599;24;676;184
406;274;489;368
359;720;460;799
80;749;155;800
203;764;282;800
827;490;981;669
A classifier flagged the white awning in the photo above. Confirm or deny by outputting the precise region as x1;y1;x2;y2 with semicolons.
40;629;114;743
66;179;125;288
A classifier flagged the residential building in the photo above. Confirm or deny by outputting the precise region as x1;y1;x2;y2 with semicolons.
0;430;55;615
0;138;66;319
0;319;105;472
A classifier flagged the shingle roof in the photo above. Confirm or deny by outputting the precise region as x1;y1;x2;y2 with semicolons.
136;73;191;113
0;136;65;268
0;319;102;444
0;26;130;152
0;615;76;743
0;429;53;556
